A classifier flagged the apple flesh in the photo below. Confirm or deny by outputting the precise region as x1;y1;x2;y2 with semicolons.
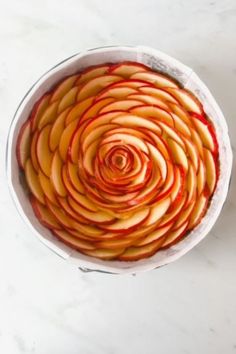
16;119;31;169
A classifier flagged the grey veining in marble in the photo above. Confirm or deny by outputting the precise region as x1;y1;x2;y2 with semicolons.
0;0;236;353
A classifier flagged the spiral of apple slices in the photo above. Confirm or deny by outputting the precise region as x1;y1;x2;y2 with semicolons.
16;61;219;261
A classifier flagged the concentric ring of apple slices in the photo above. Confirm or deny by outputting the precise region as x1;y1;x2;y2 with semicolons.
16;61;219;261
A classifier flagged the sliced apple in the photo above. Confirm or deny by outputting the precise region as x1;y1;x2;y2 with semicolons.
165;88;203;114
31;196;61;229
130;105;174;126
106;79;150;89
25;159;45;204
76;65;110;85
172;113;191;137
186;163;197;205
57;86;79;114
50;75;78;102
38;170;58;205
37;101;59;130
46;199;73;228
83;247;125;260
137;223;173;246
188;193;208;229
190;128;204;158
204;148;217;194
111;114;162;134
65;96;94;125
168;138;188;172
161;221;188;248
81;97;115;120
16;119;31;169
159;192;187;227
101;208;149;232
158;121;185;148
67;162;85;194
100;99;142;113
36;125;53;177
59;119;78;161
96;236;137;250
53;229;95;250
108;61;148;77
197;158;206;195
146;198;171;226
191;114;216;153
77;75;122;101
127;93;169;109
82;123;118;152
147;142;167;180
30;94;51;132
173;201;195;229
50;150;67;197
49;107;70;151
118;235;166;261
97;86;138;100
30;130;40;171
183;137;199;172
139;86;179;103
131;71;178;88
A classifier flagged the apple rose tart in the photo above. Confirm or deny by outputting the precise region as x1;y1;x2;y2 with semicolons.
16;62;219;261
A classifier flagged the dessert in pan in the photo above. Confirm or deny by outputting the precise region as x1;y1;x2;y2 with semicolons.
16;61;219;261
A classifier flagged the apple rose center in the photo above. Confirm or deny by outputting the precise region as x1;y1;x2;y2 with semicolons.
16;61;219;261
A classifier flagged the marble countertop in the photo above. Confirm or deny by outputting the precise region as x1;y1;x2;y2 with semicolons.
0;0;236;353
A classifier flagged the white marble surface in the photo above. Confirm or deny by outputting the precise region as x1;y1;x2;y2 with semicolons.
0;0;236;353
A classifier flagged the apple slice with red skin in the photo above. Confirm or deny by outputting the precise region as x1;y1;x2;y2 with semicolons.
49;107;70;151
108;61;149;77
99;99;143;113
146;197;171;226
80;97;115;121
96;236;138;250
36;124;53;177
204;148;218;194
161;221;189;248
81;123;118;153
158;121;185;148
191;113;218;154
30;94;51;132
188;193;209;229
46;198;74;228
197;158;206;195
59;119;78;161
103;79;153;90
25;159;45;204
186;163;197;206
118;235;166;261
111;114;162;135
65;96;94;125
56;197;90;224
131;71;178;88
147;142;167;180
38;170;58;205
30;196;61;229
77;75;123;101
168;138;188;173
130;105;174;126
172;113;191;137
165;88;203;114
190;127;204;158
30;130;40;171
173;201;195;230
52;229;95;250
75;64;110;85
127;93;170;110
101;208;149;232
50;150;67;197
67;222;105;239
168;102;192;125
66;162;85;194
83;247;125;260
57;86;79;114
159;192;187;228
96;86;138;100
16;119;31;169
139;86;179;103
37;100;59;130
50;74;79;102
137;223;174;246
183;137;199;172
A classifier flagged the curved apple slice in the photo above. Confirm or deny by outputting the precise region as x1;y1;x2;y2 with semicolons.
147;142;167;180
188;193;208;229
118;235;166;261
57;86;79;114
53;229;95;250
159;192;187;227
59;119;78;161
173;201;195;229
50;75;78;102
131;71;178;88
77;75;122;101
49;107;70;151
139;86;179;103
108;61;149;77
168;102;192;125
65;96;94;125
46;199;73;228
137;223;173;246
81;97;115;121
96;236;137;250
183;137;199;172
192;114;216;153
165;88;203;114
25;159;45;204
97;86;138;100
106;79;151;89
31;94;51;132
37;101;59;130
161;221;188;248
204;148;217;194
16;119;31;169
197;158;206;195
51;151;67;197
56;197;89;223
101;208;149;232
146;198;171;226
190;128;204;158
186;163;197;205
31;197;61;229
158;121;185;148
69;223;104;239
101;131;149;154
100;99;143;113
36;125;53;177
76;65;110;85
131;105;174;126
38;170;58;205
30;130;40;171
111;114;162;134
172;113;191;137
82;123;118;152
67;162;85;194
83;247;125;260
128;93;169;109
168;138;188;173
